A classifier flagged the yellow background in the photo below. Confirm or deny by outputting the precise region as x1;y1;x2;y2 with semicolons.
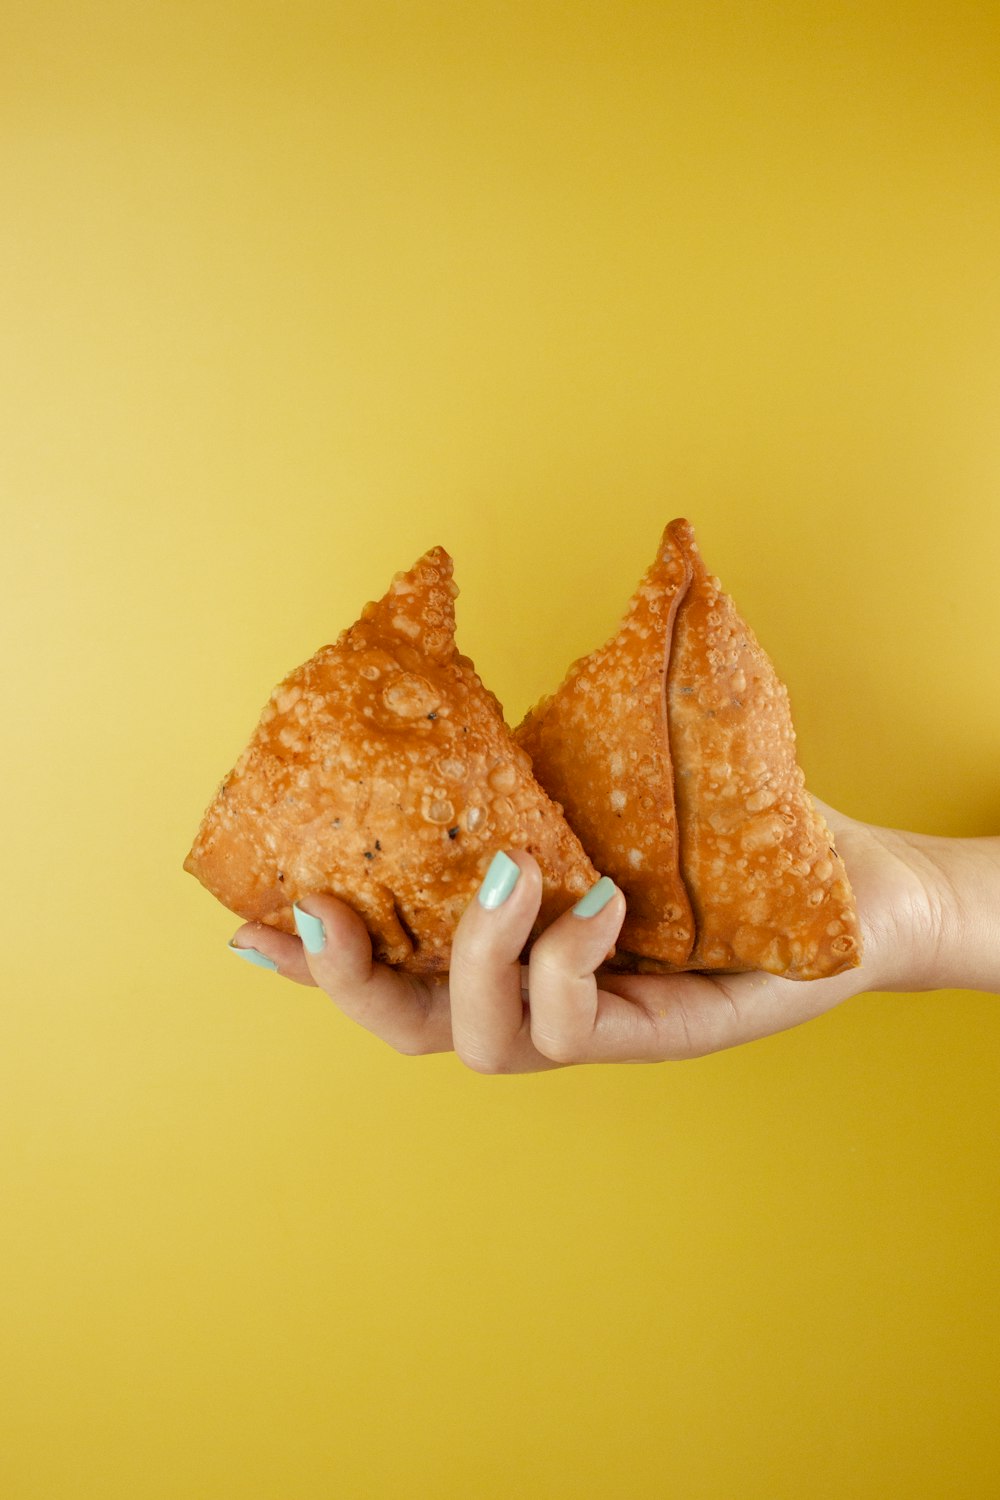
3;3;999;1496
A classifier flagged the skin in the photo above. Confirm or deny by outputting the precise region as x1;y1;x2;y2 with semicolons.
229;798;1000;1070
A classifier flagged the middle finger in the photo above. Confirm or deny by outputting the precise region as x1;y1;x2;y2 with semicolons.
448;849;560;1073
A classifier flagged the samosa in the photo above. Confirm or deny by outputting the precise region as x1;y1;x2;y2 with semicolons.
514;519;862;981
184;547;599;973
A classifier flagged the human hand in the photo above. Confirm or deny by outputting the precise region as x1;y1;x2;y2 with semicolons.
226;798;980;1070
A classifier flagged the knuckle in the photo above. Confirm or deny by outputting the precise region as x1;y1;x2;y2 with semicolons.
530;1024;580;1065
527;945;568;989
454;927;516;974
446;948;485;993
455;1042;514;1075
448;923;508;980
392;1036;429;1057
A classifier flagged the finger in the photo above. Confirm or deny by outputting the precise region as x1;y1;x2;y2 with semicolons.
448;849;561;1073
291;893;453;1055
228;922;316;985
527;878;669;1064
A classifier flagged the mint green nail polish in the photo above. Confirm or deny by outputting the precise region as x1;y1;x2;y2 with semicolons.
572;876;617;918
228;940;279;971
293;902;326;954
477;850;521;909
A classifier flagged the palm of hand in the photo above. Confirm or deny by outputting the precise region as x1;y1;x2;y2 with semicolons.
507;801;941;1068
595;802;942;1061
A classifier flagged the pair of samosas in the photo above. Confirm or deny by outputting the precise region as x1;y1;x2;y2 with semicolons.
184;519;861;981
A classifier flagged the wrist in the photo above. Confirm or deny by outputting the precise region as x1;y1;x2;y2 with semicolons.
888;829;1000;994
920;833;1000;993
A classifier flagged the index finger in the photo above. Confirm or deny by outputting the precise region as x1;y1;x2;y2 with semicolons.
263;894;454;1055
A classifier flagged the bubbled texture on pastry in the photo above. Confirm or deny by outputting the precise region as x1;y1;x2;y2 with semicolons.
515;518;863;981
514;538;696;967
665;520;862;980
184;548;600;973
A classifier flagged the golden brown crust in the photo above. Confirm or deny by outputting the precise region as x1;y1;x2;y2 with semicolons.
183;547;600;973
515;519;863;981
514;536;696;967
664;520;861;980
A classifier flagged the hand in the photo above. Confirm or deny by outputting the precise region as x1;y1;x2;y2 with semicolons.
226;795;984;1070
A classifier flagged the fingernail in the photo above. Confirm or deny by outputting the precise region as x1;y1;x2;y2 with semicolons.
228;939;279;971
572;876;617;918
477;850;521;909
293;902;326;953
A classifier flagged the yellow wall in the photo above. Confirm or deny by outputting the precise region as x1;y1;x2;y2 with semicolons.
3;3;998;1495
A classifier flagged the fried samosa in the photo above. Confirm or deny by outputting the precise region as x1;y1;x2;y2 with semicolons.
514;518;862;980
184;547;600;973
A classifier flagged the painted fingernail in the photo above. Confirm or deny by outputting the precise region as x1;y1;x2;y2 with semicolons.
293;902;326;954
572;876;617;918
228;940;279;971
477;850;521;909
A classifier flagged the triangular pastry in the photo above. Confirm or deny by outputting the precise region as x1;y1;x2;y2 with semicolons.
184;547;600;973
514;519;862;980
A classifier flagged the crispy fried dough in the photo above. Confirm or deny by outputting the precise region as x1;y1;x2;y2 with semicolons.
514;519;862;981
514;537;696;968
184;548;600;973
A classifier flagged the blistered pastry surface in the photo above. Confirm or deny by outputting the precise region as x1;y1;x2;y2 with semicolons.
665;521;862;979
516;518;862;981
184;547;599;973
514;537;696;967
